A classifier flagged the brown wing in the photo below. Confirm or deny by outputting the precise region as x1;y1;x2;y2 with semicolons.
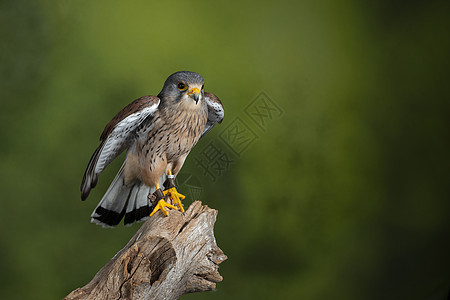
201;92;224;139
100;95;159;141
81;95;160;200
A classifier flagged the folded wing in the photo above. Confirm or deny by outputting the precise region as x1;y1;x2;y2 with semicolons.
81;96;160;200
201;92;224;139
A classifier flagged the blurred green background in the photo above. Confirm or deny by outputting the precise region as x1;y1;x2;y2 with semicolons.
1;0;449;299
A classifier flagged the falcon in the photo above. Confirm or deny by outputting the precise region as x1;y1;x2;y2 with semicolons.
80;71;224;227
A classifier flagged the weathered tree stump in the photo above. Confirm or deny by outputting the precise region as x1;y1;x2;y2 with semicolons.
65;201;227;300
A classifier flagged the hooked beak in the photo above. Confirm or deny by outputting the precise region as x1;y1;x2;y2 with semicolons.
188;88;200;104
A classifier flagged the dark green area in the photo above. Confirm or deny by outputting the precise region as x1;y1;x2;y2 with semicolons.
1;1;449;299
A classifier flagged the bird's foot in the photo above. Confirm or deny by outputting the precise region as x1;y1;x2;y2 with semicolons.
150;199;178;217
163;187;186;213
149;188;177;217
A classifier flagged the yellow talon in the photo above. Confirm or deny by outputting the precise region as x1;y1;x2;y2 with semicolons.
150;199;178;217
163;187;186;213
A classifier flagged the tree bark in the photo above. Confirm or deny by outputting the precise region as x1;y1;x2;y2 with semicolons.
65;201;227;300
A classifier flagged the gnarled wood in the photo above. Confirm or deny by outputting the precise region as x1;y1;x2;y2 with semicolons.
65;201;227;300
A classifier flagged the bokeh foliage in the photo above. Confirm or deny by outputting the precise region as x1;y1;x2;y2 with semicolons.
1;0;449;299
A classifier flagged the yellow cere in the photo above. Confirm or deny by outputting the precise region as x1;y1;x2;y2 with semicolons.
188;87;200;95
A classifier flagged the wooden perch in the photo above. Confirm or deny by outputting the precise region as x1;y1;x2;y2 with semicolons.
65;201;227;300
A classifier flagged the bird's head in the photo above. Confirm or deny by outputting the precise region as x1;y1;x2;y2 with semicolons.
158;71;205;108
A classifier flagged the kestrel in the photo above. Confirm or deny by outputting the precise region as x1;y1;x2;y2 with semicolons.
80;71;224;227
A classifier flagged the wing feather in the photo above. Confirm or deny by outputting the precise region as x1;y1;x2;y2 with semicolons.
201;92;224;139
81;95;160;200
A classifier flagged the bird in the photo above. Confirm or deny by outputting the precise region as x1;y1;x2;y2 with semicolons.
80;71;224;227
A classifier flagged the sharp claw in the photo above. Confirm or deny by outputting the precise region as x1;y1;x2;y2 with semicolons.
165;202;178;210
163;187;186;212
150;199;178;217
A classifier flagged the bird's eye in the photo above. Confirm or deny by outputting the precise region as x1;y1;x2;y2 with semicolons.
177;82;186;90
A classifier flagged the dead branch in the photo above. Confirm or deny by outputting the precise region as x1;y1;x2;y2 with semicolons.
65;201;227;300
